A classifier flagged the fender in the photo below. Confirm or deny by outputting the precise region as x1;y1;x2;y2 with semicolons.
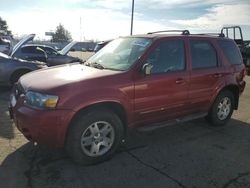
59;86;134;122
74;89;133;117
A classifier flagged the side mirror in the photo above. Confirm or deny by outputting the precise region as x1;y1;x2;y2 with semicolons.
142;63;153;75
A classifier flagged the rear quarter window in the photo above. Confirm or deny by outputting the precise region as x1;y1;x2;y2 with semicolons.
218;40;242;65
190;40;218;69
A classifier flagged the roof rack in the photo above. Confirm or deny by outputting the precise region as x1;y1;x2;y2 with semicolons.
147;30;190;35
193;33;225;37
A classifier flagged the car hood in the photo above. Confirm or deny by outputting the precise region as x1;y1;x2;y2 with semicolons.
10;34;35;57
59;41;77;55
19;63;120;92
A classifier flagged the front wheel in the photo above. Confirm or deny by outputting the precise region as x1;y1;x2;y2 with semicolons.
207;90;235;126
66;109;124;165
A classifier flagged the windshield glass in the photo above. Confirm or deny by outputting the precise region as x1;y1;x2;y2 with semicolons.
87;37;152;71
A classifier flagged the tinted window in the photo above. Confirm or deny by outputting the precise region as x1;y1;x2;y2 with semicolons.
191;40;218;69
145;40;185;74
21;46;44;55
21;46;35;53
218;40;242;65
44;47;57;55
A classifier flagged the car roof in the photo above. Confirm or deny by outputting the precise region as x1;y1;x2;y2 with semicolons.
123;33;230;41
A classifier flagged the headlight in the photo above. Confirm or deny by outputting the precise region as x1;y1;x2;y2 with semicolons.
25;91;59;109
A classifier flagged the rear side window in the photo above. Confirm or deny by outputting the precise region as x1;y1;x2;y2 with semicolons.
21;46;36;53
21;46;44;55
190;40;218;69
218;40;242;65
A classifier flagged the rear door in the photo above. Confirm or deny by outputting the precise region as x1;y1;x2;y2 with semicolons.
188;39;225;113
134;38;189;125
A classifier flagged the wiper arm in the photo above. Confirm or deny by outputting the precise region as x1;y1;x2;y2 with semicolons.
84;61;90;66
88;62;105;70
79;60;86;64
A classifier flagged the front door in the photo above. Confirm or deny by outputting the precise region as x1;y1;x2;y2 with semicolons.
134;39;189;125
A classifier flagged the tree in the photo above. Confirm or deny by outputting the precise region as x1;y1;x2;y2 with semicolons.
0;17;12;36
52;24;72;42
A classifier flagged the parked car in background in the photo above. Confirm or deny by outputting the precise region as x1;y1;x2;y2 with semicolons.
10;30;246;165
0;37;11;54
0;34;47;86
221;26;250;75
71;41;96;52
94;40;111;52
12;40;82;66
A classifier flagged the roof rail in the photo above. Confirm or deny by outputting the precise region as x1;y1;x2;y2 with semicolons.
147;30;190;35
194;33;225;37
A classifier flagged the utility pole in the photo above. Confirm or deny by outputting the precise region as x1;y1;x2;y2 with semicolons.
130;0;134;35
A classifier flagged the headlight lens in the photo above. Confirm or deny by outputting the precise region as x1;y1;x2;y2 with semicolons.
25;91;59;109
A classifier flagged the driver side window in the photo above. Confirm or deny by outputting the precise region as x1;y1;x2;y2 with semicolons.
145;40;185;74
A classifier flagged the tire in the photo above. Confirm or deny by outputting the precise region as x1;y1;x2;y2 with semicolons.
65;108;124;165
207;90;235;126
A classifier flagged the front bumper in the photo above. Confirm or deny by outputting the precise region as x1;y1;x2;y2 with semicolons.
9;96;75;148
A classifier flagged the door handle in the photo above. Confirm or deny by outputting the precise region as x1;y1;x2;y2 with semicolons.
175;78;185;84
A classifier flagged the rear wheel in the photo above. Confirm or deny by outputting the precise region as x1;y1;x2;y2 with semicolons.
66;109;124;165
207;90;235;126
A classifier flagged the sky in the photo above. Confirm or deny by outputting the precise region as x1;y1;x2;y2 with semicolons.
0;0;250;41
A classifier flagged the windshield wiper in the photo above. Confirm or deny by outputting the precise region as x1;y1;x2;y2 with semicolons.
79;60;86;64
86;62;105;70
84;61;90;66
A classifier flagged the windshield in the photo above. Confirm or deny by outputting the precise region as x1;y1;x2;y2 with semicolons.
87;37;152;71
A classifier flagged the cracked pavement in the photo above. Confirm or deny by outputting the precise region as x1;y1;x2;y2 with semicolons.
0;77;250;188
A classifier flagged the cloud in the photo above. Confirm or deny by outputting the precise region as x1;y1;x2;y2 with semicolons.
1;0;250;40
62;0;130;10
94;0;130;10
137;0;247;9
0;7;164;41
171;3;250;31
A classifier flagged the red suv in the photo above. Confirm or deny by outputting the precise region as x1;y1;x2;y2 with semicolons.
9;30;246;165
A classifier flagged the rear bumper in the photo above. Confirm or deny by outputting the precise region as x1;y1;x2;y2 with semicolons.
10;103;75;148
